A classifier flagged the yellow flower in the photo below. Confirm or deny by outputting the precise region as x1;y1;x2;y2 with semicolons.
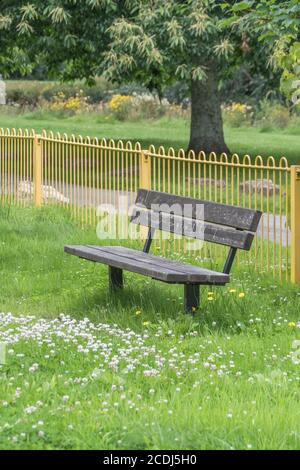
288;322;296;328
207;297;214;302
238;292;245;298
143;321;150;327
135;310;141;316
229;289;236;293
208;292;214;296
192;306;197;312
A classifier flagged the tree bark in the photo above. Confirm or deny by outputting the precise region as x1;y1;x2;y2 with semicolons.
188;64;229;155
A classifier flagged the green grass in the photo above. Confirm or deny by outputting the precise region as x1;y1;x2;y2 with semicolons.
0;204;300;450
1;110;300;165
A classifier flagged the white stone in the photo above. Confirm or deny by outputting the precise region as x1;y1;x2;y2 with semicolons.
17;180;70;204
240;179;280;196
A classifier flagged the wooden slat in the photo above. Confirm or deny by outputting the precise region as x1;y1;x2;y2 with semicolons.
131;207;254;250
96;246;222;277
135;189;262;232
64;245;229;284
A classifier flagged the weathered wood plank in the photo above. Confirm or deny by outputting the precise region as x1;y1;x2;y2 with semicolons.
64;245;229;284
90;246;226;277
65;245;191;282
131;207;254;250
88;246;229;283
135;189;262;232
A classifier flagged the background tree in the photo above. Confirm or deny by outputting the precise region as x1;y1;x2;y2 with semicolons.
1;0;294;153
236;0;300;106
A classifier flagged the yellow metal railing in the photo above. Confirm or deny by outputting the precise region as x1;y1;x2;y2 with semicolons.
0;127;299;284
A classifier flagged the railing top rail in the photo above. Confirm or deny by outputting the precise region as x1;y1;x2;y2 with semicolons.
0;127;291;171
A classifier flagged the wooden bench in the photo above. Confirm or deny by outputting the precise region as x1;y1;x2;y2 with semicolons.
64;189;262;312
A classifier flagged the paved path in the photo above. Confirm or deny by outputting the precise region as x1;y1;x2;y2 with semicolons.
2;177;291;247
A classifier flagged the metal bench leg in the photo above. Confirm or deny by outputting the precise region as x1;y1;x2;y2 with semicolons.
184;284;199;313
109;266;123;291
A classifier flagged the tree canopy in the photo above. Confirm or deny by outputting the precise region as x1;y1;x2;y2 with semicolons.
1;1;299;152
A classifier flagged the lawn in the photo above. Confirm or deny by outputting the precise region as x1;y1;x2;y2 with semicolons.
0;204;299;449
1;110;300;165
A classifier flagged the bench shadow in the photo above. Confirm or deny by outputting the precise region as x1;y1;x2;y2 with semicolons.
65;272;249;336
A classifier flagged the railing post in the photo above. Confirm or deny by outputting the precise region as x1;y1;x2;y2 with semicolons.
139;151;151;239
140;150;151;190
291;165;300;284
33;134;42;207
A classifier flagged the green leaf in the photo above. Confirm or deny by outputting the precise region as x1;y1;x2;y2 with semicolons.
258;31;276;42
220;2;230;10
231;1;254;12
218;16;239;28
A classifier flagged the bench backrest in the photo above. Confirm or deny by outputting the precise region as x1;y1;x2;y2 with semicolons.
131;189;262;251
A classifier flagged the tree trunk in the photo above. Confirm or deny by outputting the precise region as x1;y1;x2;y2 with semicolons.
188;64;229;155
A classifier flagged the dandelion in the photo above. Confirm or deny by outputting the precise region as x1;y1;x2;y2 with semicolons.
143;321;150;327
288;322;296;328
239;292;245;298
135;310;141;316
229;289;236;293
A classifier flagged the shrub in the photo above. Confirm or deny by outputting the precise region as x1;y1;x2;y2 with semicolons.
43;91;90;116
222;102;253;128
284;115;300;135
164;103;190;120
256;100;291;130
130;93;166;120
107;94;134;120
106;92;188;121
42;79;111;105
163;81;190;105
85;86;106;104
108;83;149;98
6;87;40;107
42;84;81;102
269;105;290;129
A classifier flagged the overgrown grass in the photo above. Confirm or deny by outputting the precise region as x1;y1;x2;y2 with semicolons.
0;205;299;450
1;110;300;165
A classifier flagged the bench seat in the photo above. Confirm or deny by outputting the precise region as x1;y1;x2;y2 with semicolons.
64;245;230;285
64;189;261;312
